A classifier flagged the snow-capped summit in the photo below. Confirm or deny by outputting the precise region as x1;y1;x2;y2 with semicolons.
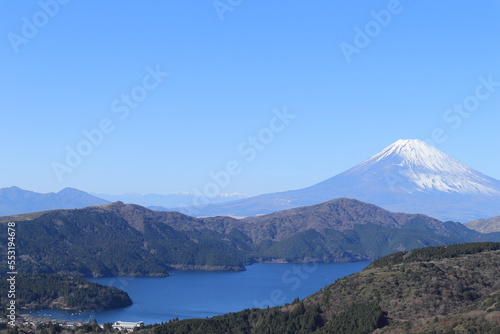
367;139;464;172
350;139;500;195
177;139;500;222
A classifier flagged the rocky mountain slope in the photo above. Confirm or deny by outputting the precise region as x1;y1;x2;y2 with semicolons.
467;216;500;233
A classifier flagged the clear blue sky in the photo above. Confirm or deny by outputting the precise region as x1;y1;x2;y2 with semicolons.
1;0;500;196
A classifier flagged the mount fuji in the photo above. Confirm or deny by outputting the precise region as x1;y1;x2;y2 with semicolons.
175;139;500;222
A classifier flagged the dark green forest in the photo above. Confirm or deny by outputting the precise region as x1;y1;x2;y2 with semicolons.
2;200;499;277
1;243;499;333
369;241;500;268
0;274;132;317
138;242;500;333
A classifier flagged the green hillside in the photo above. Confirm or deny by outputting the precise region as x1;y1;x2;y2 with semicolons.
1;199;499;277
0;274;132;317
141;242;500;333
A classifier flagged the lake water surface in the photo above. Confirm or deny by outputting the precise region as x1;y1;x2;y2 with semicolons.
26;262;369;325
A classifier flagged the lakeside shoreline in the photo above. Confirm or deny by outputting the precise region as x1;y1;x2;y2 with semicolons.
18;262;371;326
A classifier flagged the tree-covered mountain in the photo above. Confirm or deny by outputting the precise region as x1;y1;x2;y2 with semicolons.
139;242;500;334
0;187;109;216
0;274;132;316
1;199;499;277
0;205;247;276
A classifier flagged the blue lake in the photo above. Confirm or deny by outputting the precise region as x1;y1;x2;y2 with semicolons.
26;262;369;325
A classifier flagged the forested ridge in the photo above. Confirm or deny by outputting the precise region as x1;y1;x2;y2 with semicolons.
1;200;499;277
0;274;132;316
139;242;500;333
1;243;499;333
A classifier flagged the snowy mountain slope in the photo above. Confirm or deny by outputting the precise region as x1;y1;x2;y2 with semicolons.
346;139;499;195
172;139;500;222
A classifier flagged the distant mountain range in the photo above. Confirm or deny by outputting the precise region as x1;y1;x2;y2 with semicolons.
466;216;500;233
1;198;498;277
2;140;499;222
0;187;247;216
0;186;108;216
0;186;247;216
93;192;247;209
171;139;500;222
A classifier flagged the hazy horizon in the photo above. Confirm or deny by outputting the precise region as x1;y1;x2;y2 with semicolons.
2;1;500;197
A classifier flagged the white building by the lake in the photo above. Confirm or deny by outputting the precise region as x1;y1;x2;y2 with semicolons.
112;321;145;330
